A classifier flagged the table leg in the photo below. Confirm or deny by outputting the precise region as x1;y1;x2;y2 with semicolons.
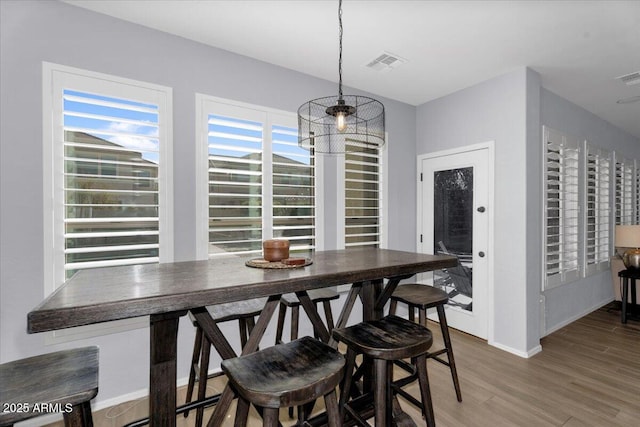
622;277;629;324
374;275;412;312
149;312;183;427
360;279;383;321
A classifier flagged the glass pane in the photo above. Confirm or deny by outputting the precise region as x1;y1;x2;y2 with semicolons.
433;167;473;312
272;124;315;252
208;114;263;257
63;88;160;277
345;145;380;248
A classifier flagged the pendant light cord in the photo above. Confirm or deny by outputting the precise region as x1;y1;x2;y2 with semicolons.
338;0;343;99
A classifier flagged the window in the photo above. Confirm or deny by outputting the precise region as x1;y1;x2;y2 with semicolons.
43;63;173;339
196;95;319;258
543;126;580;288
614;154;634;225
344;145;382;248
272;123;316;251
583;142;611;274
336;140;387;249
636;160;640;224
543;126;640;288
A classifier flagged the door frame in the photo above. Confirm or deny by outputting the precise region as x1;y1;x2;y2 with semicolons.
416;141;495;343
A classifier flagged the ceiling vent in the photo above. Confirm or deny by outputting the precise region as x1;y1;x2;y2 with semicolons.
365;52;407;72
616;71;640;86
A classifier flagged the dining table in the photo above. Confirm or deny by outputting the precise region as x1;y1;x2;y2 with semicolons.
27;247;456;427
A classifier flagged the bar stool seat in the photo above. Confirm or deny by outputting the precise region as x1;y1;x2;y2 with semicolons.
221;336;345;427
0;346;99;427
332;315;436;427
389;284;462;402
275;288;339;344
185;298;267;426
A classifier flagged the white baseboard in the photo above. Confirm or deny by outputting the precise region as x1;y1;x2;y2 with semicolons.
488;340;542;359
542;296;613;337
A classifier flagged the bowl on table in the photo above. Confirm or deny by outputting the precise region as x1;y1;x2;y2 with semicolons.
262;239;290;262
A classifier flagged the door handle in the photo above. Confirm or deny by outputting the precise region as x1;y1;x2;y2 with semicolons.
477;206;486;213
478;251;485;258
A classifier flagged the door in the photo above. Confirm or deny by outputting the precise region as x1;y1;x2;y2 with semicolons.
418;145;491;339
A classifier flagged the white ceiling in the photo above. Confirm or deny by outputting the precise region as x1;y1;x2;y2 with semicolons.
63;0;640;139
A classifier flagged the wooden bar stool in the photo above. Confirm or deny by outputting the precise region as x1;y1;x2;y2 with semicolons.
185;298;266;427
332;315;436;427
274;288;339;420
0;346;99;427
221;336;345;427
275;288;339;344
389;284;462;402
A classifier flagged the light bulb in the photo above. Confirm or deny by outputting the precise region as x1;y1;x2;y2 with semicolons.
336;112;347;132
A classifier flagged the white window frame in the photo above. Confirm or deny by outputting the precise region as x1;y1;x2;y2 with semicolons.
43;62;173;342
195;94;324;259
336;135;388;249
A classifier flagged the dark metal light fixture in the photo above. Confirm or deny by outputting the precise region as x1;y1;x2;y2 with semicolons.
298;0;385;154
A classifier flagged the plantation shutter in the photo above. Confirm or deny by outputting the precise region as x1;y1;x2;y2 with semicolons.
203;100;315;258
207;109;264;257
62;90;161;278
636;160;640;224
615;155;634;225
345;143;381;248
584;143;611;274
271;120;315;252
543;126;580;288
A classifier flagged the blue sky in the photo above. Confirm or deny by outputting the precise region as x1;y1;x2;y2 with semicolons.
63;89;160;163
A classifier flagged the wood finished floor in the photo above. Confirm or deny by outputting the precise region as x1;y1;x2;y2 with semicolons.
44;303;640;426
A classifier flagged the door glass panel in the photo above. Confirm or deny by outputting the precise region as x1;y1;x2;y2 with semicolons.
433;167;473;311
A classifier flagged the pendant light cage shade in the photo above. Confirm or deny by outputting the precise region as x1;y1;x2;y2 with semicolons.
298;95;385;154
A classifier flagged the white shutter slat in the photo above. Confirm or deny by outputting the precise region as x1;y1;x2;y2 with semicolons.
209;117;263;132
65;243;159;254
65;257;159;270
65;141;159;156
64;126;159;142
65;217;158;223
65;230;159;238
63;93;158;114
64;156;158;169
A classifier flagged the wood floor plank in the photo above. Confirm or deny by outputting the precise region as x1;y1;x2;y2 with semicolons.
41;303;640;427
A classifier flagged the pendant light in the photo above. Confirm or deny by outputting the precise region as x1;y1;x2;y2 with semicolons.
298;0;385;154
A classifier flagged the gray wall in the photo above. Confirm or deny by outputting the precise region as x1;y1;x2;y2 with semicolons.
540;88;640;333
416;67;640;355
0;0;416;404
416;68;535;355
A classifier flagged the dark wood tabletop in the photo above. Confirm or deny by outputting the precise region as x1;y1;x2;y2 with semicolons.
28;248;456;333
26;248;456;427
